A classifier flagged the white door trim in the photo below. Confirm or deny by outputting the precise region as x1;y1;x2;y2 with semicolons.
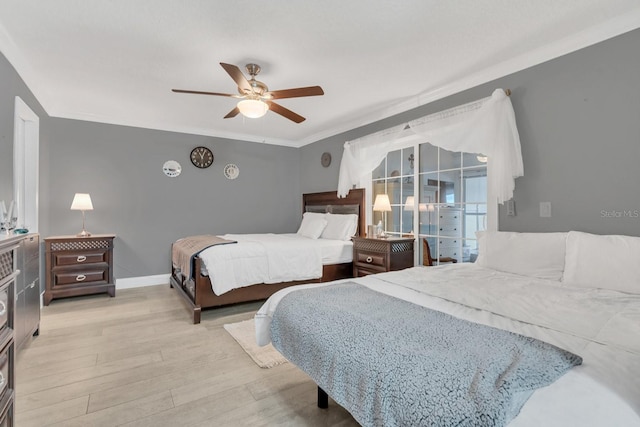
13;97;39;232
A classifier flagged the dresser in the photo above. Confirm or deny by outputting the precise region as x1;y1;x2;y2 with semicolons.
14;234;40;350
352;236;414;277
44;234;115;305
0;235;20;426
435;207;462;261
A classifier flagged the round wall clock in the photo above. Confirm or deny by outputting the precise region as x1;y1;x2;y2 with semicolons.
321;152;332;168
162;160;182;177
224;164;239;180
190;146;214;168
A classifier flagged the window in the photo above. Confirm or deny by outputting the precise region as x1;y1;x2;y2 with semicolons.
372;142;487;265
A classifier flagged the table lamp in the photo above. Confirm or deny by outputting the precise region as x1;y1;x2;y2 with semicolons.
70;193;93;237
373;194;392;238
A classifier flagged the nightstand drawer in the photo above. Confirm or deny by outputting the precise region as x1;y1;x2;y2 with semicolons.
54;251;107;267
53;268;109;286
355;251;386;268
355;266;384;276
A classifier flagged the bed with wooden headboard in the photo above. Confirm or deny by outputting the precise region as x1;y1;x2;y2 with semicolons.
170;189;365;323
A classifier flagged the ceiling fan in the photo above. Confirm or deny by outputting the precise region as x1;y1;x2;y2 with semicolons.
172;62;324;123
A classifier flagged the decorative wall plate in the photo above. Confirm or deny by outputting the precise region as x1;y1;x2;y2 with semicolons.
321;152;332;167
162;160;182;177
224;163;239;180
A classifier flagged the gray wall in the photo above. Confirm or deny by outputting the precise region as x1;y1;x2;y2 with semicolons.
302;28;640;237
45;119;302;278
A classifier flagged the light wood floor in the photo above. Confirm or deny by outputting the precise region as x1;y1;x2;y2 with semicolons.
16;284;359;426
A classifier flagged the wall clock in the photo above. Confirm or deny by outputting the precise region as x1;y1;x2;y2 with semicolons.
190;146;214;168
162;160;182;177
321;152;332;168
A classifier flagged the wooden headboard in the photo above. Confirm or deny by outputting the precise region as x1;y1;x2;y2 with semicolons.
302;188;366;237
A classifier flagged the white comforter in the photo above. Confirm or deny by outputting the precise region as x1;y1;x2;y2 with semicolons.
255;264;640;427
198;233;324;295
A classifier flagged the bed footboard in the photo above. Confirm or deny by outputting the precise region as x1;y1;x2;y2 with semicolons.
171;256;354;324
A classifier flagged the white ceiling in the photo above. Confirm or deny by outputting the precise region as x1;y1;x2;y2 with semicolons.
1;1;639;147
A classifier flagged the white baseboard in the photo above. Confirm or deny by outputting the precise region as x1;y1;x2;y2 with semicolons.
115;274;170;290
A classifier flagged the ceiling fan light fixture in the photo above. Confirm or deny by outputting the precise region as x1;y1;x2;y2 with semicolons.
237;99;269;118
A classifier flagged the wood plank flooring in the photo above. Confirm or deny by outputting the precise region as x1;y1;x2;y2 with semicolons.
16;284;359;426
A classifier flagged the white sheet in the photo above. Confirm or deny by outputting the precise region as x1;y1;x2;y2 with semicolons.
255;264;640;427
197;233;352;295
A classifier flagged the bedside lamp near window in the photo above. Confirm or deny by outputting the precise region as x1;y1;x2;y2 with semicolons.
70;193;93;237
373;194;392;238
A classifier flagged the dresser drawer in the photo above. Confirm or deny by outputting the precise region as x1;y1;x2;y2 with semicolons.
437;224;460;237
0;288;7;335
54;251;107;267
355;251;386;268
53;268;109;287
0;350;9;400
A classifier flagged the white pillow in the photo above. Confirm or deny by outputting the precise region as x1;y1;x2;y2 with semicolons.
476;231;567;281
563;231;640;294
320;213;358;241
296;213;328;239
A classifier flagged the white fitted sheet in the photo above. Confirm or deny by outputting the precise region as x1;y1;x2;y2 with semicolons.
256;264;640;426
198;233;353;295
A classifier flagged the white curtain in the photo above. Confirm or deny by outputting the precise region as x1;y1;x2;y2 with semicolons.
337;89;523;204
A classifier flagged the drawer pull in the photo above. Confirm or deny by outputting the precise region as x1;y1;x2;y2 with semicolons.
0;300;5;316
366;256;373;263
76;274;87;282
77;255;87;262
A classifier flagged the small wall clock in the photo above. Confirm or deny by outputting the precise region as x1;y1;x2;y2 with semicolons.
190;146;214;168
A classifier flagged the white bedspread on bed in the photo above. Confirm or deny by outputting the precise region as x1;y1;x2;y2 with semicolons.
197;233;352;295
255;264;640;427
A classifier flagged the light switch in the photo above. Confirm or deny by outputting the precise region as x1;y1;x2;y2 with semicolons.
540;202;551;217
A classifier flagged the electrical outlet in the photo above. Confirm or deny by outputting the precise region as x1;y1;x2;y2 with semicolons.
540;202;551;218
507;200;516;216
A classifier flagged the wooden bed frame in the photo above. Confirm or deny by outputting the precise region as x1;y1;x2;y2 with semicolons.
170;188;366;323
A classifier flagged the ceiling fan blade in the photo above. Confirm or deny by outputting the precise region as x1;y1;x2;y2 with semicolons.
172;89;237;97
224;107;240;119
220;62;252;94
265;101;305;123
267;86;324;99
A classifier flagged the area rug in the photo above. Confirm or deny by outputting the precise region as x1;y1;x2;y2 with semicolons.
223;318;288;368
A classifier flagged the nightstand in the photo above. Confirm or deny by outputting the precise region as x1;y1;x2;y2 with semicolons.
352;236;414;277
44;234;115;305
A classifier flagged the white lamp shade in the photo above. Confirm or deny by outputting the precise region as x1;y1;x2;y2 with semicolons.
237;99;269;118
404;196;414;211
373;194;392;212
70;193;93;211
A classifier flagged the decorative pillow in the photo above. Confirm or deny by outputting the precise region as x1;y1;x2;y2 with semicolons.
563;231;640;294
321;213;358;241
296;213;328;239
476;231;568;281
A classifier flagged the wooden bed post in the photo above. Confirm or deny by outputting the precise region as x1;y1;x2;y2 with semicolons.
318;386;328;409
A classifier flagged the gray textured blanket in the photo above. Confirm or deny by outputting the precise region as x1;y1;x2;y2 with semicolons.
270;282;582;427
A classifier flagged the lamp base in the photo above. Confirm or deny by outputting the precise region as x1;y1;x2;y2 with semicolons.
77;229;91;237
